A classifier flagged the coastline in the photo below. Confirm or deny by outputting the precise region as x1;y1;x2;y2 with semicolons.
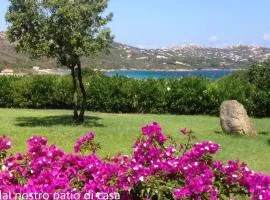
98;68;244;72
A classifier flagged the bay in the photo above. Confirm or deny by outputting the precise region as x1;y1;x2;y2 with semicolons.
104;69;236;79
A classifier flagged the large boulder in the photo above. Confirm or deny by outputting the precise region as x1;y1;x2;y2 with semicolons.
220;100;257;136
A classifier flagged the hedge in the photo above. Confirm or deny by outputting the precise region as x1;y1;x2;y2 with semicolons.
0;63;269;117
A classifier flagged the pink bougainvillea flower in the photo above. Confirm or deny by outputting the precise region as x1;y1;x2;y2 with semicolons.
0;122;268;200
0;135;12;151
180;128;191;135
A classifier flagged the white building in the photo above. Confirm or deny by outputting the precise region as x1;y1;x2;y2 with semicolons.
0;68;14;75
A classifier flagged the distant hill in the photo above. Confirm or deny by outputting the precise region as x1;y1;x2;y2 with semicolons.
0;34;57;72
1;32;270;72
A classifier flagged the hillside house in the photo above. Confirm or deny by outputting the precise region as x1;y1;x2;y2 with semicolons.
0;68;14;75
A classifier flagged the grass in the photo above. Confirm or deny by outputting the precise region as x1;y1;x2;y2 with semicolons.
0;108;269;173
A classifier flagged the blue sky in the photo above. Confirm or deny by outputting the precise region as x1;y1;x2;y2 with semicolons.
1;0;270;48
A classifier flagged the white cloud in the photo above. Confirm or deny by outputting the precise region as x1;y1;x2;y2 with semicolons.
208;36;219;42
263;33;270;41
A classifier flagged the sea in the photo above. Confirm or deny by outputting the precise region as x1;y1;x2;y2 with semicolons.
104;69;238;80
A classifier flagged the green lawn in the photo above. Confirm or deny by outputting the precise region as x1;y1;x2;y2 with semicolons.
0;108;269;173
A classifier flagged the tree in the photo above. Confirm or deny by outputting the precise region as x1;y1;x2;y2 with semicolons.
5;0;113;122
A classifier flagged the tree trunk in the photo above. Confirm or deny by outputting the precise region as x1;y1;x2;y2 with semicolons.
76;58;87;122
71;66;79;121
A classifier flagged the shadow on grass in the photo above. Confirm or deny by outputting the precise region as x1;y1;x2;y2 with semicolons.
216;130;270;145
215;130;253;138
258;131;270;136
15;115;104;127
214;130;223;135
214;130;240;137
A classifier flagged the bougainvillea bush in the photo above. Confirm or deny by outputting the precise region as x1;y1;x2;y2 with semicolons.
0;123;269;199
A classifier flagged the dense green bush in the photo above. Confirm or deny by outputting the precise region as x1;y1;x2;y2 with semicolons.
0;76;14;107
203;74;257;115
247;61;270;91
245;62;270;116
51;76;73;109
166;77;211;114
86;77;166;113
0;63;269;117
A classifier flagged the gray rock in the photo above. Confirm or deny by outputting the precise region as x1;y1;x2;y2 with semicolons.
220;100;257;136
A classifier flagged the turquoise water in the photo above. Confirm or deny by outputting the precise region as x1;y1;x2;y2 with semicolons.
104;69;235;79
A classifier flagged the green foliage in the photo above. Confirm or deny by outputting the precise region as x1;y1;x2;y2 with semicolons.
10;77;33;108
247;61;270;90
5;0;113;64
166;77;210;114
0;76;14;107
203;75;256;115
0;62;269;117
51;75;73;109
5;0;114;121
243;62;270;117
10;76;56;108
131;173;184;200
0;75;71;108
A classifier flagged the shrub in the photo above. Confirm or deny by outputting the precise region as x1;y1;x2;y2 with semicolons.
0;76;14;107
28;76;55;108
204;75;257;115
0;123;269;199
247;61;270;91
11;76;56;108
0;62;269;117
246;62;270;116
136;79;166;113
166;77;210;114
52;76;73;109
10;76;33;108
250;89;270;117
